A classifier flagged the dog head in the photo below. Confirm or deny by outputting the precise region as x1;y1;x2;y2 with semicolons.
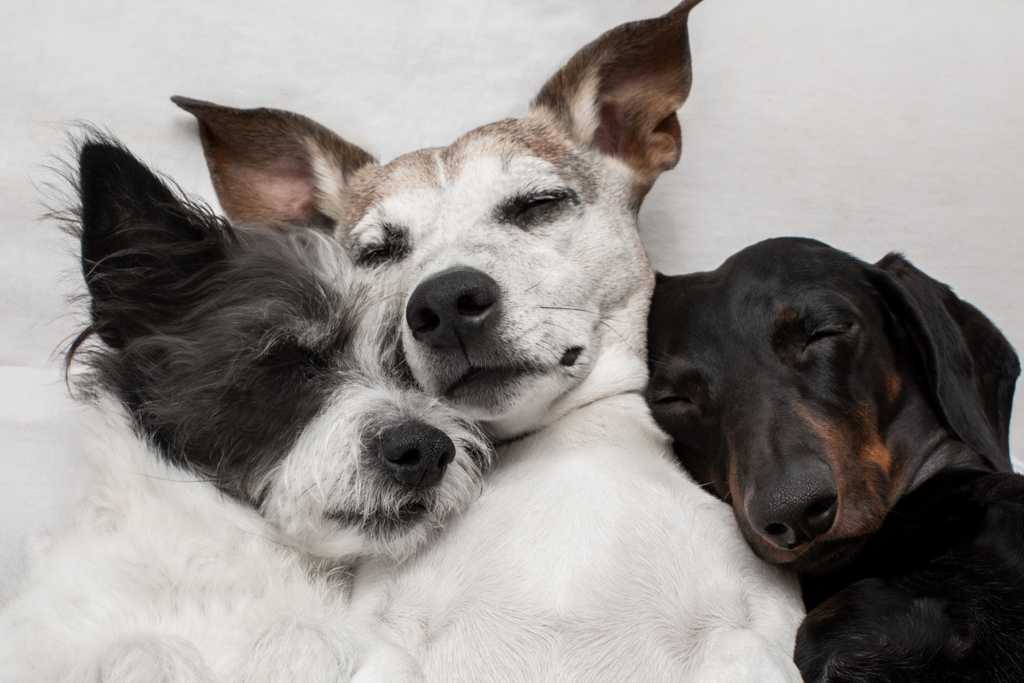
647;237;1019;573
173;1;703;438
67;137;490;561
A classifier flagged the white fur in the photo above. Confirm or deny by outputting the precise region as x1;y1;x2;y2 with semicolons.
332;107;806;680
0;398;420;682
351;348;805;681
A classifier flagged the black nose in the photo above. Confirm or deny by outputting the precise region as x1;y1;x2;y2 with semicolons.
377;421;456;488
747;463;838;551
406;267;501;349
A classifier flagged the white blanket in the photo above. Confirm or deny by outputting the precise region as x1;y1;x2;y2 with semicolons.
1;0;1021;600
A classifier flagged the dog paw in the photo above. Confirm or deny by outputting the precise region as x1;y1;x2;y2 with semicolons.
66;636;214;683
796;579;958;683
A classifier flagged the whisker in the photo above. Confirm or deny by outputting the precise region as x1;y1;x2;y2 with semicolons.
537;305;597;315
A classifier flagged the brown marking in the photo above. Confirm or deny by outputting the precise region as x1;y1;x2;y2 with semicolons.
171;95;376;227
336;117;602;233
794;404;848;466
328;148;442;232
529;1;702;194
175;2;703;235
854;404;893;474
861;439;893;477
885;372;903;403
776;306;800;323
795;403;892;542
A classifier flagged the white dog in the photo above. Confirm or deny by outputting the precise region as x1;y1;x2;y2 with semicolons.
177;1;806;680
0;139;489;681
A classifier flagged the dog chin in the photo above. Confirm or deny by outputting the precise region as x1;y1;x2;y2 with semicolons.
445;365;585;428
789;537;869;576
743;526;868;576
318;499;438;561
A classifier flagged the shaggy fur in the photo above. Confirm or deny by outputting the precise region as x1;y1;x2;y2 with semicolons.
0;138;489;681
178;2;806;679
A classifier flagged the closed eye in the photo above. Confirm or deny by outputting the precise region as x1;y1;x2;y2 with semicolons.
805;322;855;346
355;222;410;267
653;394;694;406
257;337;330;375
496;188;578;228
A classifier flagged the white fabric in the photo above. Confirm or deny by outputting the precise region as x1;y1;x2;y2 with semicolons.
1;0;1021;600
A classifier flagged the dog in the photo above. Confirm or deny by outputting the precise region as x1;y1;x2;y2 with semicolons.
647;237;1022;679
796;468;1024;682
0;138;489;681
174;2;806;680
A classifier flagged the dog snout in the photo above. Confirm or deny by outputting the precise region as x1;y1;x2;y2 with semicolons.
406;267;501;349
377;421;456;488
746;460;838;551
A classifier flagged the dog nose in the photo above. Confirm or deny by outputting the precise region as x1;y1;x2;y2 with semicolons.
406;267;501;348
747;466;838;551
377;421;456;488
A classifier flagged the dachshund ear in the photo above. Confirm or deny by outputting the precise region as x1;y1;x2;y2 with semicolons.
871;253;1020;471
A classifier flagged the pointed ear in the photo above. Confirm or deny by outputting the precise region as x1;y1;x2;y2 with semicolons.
78;139;230;348
871;253;1020;472
172;95;376;228
530;0;703;196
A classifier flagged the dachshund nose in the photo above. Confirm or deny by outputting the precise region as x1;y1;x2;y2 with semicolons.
747;464;838;550
406;267;501;349
377;421;456;488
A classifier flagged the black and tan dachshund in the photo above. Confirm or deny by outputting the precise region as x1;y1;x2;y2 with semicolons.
647;237;1022;681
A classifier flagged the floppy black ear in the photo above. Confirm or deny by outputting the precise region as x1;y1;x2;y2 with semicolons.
871;253;1020;471
78;139;232;348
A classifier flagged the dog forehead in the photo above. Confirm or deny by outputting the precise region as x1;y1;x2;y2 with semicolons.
336;117;586;231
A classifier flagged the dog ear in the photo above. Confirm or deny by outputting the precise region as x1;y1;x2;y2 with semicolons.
172;95;376;229
530;0;703;198
78;138;231;349
871;253;1020;471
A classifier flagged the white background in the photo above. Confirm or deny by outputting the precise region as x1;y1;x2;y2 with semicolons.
1;1;1021;597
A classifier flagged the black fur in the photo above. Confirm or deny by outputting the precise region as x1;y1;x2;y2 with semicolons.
870;254;1019;471
68;136;363;504
647;237;1021;680
797;469;1024;682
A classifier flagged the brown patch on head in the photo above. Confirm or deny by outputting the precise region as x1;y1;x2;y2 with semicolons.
172;96;376;228
328;148;443;232
529;1;703;197
329;117;606;236
448;119;573;170
445;118;600;200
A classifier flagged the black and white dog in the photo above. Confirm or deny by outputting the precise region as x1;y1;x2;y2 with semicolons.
177;2;806;679
0;139;489;681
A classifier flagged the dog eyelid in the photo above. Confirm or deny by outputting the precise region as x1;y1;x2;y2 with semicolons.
495;187;579;228
805;321;856;345
354;222;411;267
653;393;693;405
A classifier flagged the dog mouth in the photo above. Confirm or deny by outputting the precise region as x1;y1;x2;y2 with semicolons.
763;533;869;575
444;364;544;400
327;499;432;538
442;345;585;400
